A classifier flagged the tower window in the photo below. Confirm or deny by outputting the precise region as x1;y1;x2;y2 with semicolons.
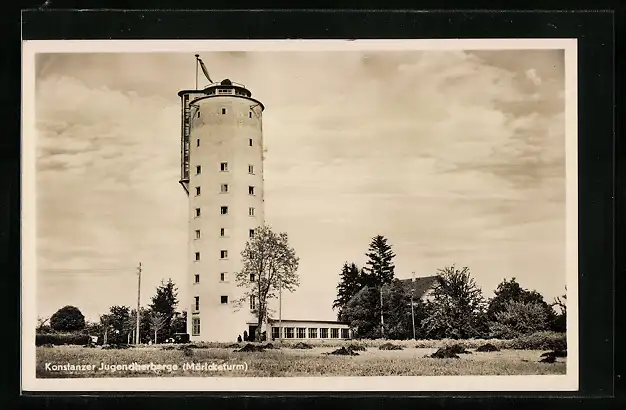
195;208;201;217
195;252;200;261
195;186;201;196
194;274;200;283
198;111;201;118
249;295;257;310
221;184;229;193
250;273;255;282
249;112;252;118
221;206;228;215
196;139;200;147
194;296;200;311
192;318;200;336
196;165;201;175
220;228;226;237
220;162;228;171
249;207;255;217
221;296;228;304
248;186;255;195
220;272;226;282
222;108;226;115
249;139;253;146
195;229;201;239
249;229;255;238
248;165;254;174
220;250;228;259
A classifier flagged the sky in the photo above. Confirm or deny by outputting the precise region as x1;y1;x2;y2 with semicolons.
34;48;567;323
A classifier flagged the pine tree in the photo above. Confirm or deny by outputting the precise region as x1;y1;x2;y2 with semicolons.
362;235;396;338
332;262;366;321
362;235;396;286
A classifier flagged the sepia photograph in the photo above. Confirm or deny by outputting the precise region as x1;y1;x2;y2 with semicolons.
21;39;578;392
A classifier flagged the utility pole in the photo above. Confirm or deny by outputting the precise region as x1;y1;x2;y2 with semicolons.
278;275;282;343
380;286;385;339
411;271;416;340
136;262;142;345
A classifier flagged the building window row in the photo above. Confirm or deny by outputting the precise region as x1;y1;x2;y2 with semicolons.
194;184;256;196
195;206;256;217
194;227;253;240
193;162;255;174
270;327;350;340
195;271;241;284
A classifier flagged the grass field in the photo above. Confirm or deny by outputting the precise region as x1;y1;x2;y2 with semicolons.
36;342;567;378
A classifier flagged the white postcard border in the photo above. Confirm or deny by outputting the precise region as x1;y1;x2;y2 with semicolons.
21;38;579;392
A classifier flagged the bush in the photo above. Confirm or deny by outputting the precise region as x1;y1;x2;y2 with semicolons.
50;306;86;332
505;331;567;351
36;333;90;346
489;300;549;339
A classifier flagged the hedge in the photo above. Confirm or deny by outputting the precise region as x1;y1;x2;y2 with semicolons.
36;333;91;346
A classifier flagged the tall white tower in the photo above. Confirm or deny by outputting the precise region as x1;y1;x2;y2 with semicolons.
178;78;265;342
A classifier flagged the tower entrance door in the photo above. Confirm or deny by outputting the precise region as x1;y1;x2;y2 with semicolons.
248;325;258;342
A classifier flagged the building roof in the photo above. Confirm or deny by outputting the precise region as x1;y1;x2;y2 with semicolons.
397;276;440;298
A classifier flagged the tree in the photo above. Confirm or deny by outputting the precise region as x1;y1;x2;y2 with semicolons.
382;279;428;340
235;225;300;341
149;279;179;341
489;300;549;339
49;305;86;332
362;235;396;338
101;305;131;344
171;311;187;334
421;266;487;339
332;262;366;321
36;316;51;333
551;288;567;332
341;286;380;339
149;312;167;343
487;278;556;325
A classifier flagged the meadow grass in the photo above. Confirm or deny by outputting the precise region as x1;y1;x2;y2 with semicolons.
36;344;566;378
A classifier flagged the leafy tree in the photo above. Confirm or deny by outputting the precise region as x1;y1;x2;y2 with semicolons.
487;278;556;325
551;288;567;332
49;305;86;332
100;305;130;344
362;235;396;338
333;262;366;321
341;286;380;339
235;225;300;341
382;279;429;340
149;279;179;341
84;320;103;337
149;312;167;343
421;266;487;339
171;311;187;334
125;308;152;344
489;300;549;339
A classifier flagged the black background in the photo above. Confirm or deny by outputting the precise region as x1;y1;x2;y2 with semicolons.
3;4;621;410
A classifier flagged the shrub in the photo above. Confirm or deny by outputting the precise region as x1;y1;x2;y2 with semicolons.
489;300;549;339
505;331;567;351
36;333;90;346
50;306;86;332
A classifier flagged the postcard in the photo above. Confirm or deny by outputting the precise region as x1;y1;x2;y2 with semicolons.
21;38;578;392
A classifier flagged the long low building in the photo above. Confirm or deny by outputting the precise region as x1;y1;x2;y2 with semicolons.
247;319;352;341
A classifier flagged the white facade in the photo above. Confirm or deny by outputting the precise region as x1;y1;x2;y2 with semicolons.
178;79;265;342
